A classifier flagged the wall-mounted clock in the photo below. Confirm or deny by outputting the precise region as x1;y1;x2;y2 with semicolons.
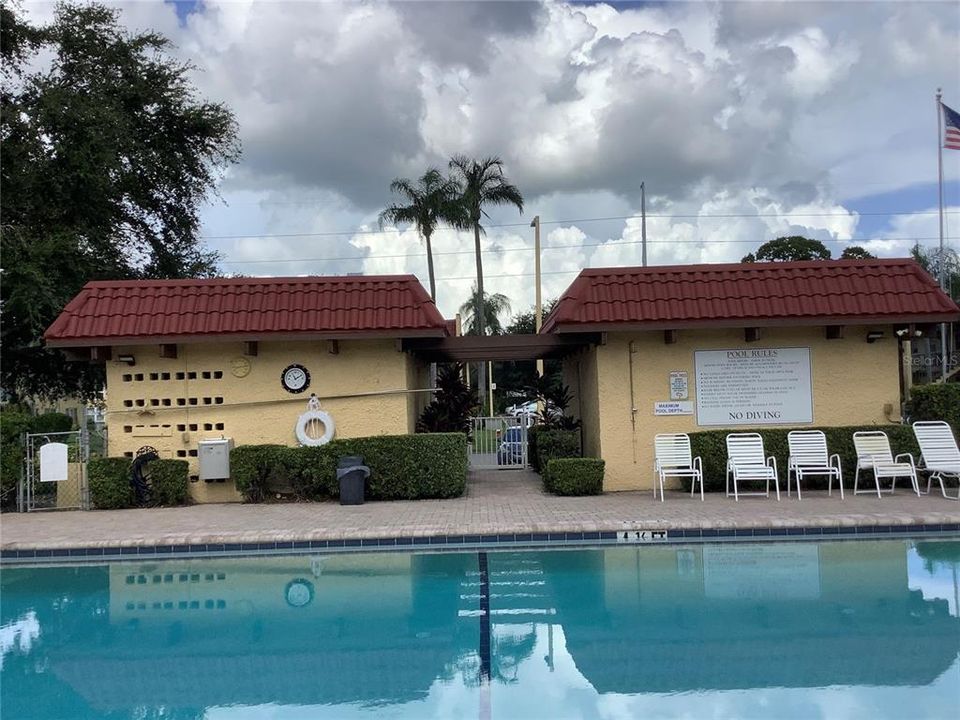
230;357;251;378
281;364;310;394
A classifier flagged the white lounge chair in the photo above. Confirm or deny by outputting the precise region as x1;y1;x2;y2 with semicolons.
654;433;704;502
912;421;960;500
726;433;780;501
787;430;844;500
852;431;920;498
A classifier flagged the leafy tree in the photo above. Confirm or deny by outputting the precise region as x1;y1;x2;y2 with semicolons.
379;168;464;302
911;243;960;301
504;299;559;335
416;363;479;435
0;2;240;401
449;155;524;402
741;236;832;263
525;375;580;430
458;286;512;336
840;245;876;260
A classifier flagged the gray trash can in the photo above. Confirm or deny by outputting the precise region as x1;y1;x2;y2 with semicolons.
337;456;369;506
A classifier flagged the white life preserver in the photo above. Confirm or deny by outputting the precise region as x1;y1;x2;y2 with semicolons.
295;395;336;446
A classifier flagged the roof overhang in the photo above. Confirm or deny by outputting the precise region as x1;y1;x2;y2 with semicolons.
46;327;448;349
403;333;601;362
546;314;960;334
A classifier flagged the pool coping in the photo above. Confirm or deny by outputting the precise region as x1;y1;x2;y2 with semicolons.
4;521;958;565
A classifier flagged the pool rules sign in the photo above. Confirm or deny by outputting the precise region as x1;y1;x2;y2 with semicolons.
694;347;813;426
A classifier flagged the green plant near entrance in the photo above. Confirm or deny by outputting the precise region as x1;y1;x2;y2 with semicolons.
686;425;922;493
88;457;189;509
529;427;582;473
232;433;468;503
544;458;605;496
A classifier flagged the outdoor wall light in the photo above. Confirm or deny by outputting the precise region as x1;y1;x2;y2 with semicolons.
866;331;885;344
117;354;136;366
895;328;909;338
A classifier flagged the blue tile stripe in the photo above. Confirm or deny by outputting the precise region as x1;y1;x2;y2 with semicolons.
2;522;958;562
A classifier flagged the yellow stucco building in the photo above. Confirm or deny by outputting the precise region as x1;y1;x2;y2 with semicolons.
44;275;442;502
544;259;960;491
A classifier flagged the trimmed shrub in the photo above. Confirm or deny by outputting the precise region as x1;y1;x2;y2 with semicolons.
231;433;468;503
544;458;605;496
89;457;191;509
150;459;190;506
89;457;135;509
533;429;581;474
231;445;292;503
687;425;920;493
909;384;960;432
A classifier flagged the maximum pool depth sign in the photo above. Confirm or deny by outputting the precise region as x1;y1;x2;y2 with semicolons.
694;347;813;426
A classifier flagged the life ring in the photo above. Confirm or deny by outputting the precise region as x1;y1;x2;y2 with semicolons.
295;395;335;446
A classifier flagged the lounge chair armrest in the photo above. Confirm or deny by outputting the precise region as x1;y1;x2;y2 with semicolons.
829;453;842;470
894;452;916;468
654;458;661;472
693;456;703;473
767;455;778;474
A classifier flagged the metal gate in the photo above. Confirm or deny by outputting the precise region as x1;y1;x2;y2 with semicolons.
18;430;91;512
469;415;531;470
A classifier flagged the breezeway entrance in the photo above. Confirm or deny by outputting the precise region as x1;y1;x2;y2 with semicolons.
469;416;532;470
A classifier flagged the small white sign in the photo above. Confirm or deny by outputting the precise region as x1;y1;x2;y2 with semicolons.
654;401;694;416
669;371;689;400
39;442;69;482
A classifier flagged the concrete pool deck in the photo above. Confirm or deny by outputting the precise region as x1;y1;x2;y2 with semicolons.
2;470;959;554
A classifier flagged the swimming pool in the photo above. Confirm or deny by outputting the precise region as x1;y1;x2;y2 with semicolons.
2;539;958;719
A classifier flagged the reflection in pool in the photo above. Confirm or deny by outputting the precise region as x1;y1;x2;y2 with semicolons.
2;539;958;719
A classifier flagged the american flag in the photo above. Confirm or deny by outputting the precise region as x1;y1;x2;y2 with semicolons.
945;102;960;150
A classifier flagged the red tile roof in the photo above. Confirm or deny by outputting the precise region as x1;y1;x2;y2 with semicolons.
44;275;449;346
541;259;960;333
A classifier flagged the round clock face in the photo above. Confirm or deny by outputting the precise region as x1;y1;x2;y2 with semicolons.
281;364;310;393
230;357;251;378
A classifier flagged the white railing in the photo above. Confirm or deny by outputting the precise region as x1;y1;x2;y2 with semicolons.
469;415;532;470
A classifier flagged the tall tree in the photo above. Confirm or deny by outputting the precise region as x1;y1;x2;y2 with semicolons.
0;2;240;400
378;168;463;302
911;243;960;301
458;287;512;336
742;236;832;263
448;155;524;402
840;245;876;260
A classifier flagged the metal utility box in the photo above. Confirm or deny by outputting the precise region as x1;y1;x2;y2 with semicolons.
198;438;234;481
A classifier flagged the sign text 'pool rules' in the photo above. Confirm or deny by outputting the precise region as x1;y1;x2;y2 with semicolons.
694;347;813;426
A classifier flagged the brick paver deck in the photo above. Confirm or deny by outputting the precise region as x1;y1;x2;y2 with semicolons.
3;470;959;551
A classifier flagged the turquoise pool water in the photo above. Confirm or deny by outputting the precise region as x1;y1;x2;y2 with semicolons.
2;539;958;719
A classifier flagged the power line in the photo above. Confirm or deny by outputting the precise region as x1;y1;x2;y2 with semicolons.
219;235;960;266
201;209;960;241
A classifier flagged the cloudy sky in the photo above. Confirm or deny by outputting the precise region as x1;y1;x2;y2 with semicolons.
25;0;960;317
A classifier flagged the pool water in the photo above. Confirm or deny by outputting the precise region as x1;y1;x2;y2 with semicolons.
2;539;958;719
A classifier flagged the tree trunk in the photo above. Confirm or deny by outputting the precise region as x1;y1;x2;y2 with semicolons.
473;221;487;410
424;230;436;302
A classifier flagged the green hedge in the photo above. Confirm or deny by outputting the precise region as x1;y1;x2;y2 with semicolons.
89;457;135;509
544;458;605;496
89;456;190;509
150;459;190;506
529;428;581;473
686;425;920;493
231;433;468;503
909;384;960;432
0;408;74;511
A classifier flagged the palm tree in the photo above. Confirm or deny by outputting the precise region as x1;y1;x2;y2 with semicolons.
378;168;463;301
449;155;524;403
449;156;524;328
458;286;512;336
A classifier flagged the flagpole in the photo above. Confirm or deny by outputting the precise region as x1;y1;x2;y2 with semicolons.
937;88;948;382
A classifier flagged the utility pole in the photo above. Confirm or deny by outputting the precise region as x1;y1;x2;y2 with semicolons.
531;215;543;377
641;182;647;267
